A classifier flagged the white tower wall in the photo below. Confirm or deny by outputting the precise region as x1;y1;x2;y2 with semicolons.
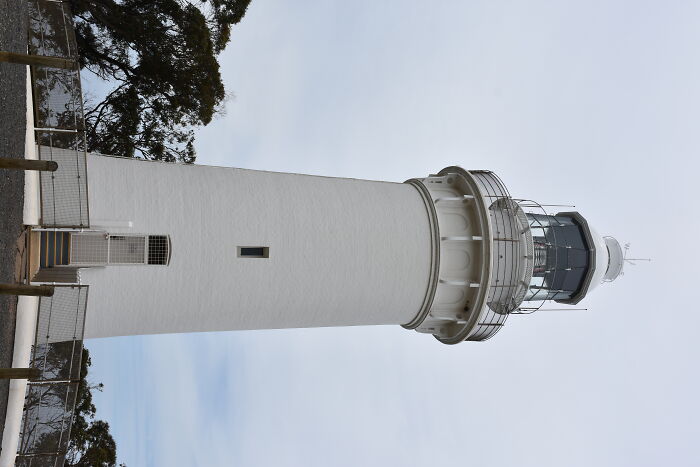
80;155;434;338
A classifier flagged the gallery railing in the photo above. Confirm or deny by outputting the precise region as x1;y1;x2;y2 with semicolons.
465;171;533;341
28;0;90;228
15;285;88;466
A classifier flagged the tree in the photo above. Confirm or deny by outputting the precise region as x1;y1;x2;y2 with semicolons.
65;347;122;466
69;0;251;162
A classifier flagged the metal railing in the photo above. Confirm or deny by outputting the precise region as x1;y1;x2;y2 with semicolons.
15;3;90;463
466;171;532;341
15;285;88;466
28;0;90;228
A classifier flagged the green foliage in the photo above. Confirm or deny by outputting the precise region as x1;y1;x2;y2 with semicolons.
65;348;121;467
70;0;251;162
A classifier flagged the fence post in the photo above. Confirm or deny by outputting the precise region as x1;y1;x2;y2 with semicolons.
0;157;58;172
0;284;54;297
0;368;41;380
0;50;75;69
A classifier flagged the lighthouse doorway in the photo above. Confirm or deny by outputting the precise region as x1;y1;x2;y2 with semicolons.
70;232;109;265
69;232;170;266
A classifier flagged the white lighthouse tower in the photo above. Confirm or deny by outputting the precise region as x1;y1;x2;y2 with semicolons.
37;155;623;343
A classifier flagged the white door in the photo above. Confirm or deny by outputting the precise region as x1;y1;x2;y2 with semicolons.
70;233;147;265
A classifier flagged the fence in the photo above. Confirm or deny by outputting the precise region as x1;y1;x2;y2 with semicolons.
464;171;533;342
15;286;88;466
28;0;90;228
16;2;90;463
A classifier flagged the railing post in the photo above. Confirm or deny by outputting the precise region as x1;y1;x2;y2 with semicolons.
0;368;41;380
0;157;58;172
0;284;54;297
0;50;76;69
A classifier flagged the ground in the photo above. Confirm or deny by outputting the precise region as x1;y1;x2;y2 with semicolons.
0;0;28;435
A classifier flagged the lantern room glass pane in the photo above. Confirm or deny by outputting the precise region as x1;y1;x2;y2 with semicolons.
524;213;590;302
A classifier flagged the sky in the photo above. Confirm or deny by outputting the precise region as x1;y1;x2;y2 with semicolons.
87;1;700;466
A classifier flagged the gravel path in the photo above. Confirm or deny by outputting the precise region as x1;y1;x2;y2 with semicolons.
0;0;28;437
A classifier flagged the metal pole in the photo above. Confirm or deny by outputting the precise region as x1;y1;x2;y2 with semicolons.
0;284;54;297
0;157;57;172
0;50;75;69
0;368;41;380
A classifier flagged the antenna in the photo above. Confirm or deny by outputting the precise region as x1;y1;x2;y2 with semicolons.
622;243;651;269
513;308;588;315
518;203;576;208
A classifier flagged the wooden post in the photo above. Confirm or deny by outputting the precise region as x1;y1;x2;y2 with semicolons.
0;284;54;297
0;368;41;380
0;158;57;172
0;50;75;69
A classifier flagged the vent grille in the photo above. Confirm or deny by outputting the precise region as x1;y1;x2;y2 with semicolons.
148;235;169;264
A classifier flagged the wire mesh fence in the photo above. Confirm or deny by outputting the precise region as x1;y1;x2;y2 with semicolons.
36;141;89;228
28;0;89;228
9;2;91;463
15;285;88;465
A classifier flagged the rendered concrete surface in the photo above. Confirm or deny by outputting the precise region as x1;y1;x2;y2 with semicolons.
82;155;434;338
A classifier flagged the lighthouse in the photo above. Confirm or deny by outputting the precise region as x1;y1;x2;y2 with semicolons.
34;154;623;344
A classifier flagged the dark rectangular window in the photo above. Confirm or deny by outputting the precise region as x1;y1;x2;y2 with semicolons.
238;247;269;258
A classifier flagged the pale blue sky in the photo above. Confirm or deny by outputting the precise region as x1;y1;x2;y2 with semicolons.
88;1;700;466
